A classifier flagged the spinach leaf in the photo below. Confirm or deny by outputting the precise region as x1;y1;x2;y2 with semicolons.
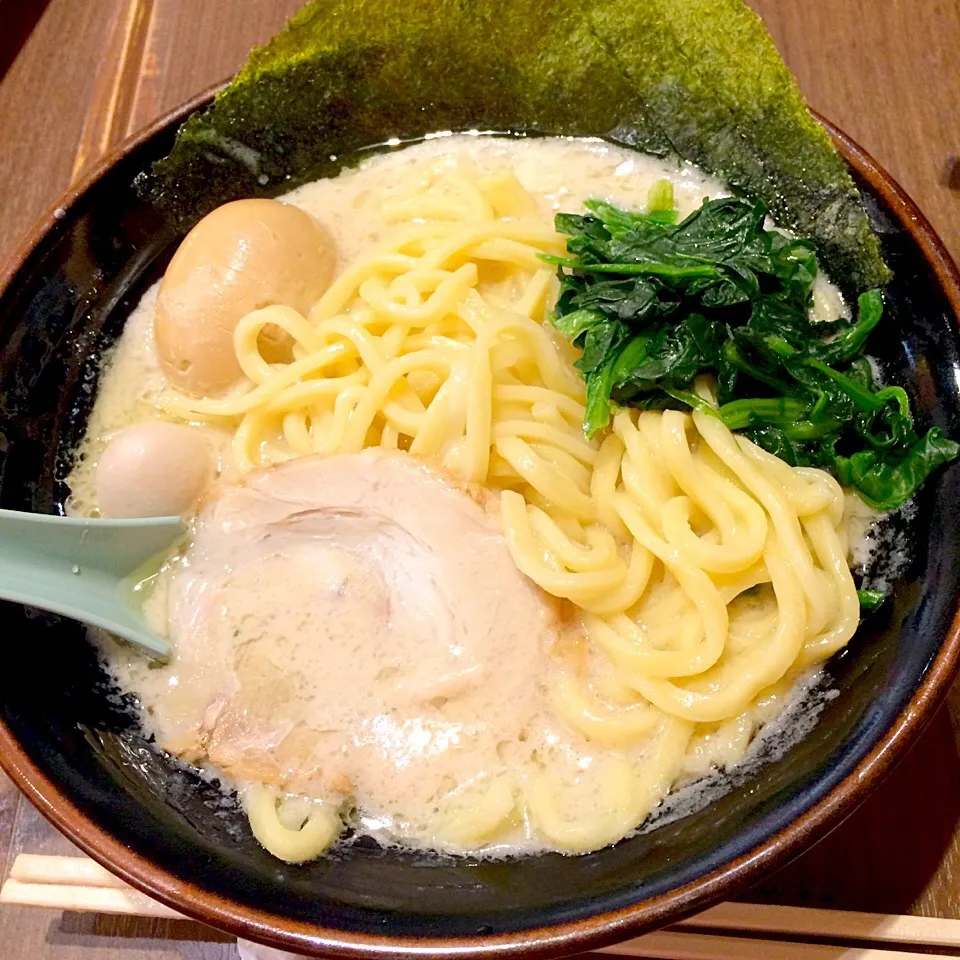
547;197;958;510
857;589;886;611
834;428;960;511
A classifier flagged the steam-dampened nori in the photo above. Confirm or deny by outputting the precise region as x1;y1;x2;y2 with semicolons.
137;0;890;293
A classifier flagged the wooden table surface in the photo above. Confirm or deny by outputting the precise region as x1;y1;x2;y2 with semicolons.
1;1;959;957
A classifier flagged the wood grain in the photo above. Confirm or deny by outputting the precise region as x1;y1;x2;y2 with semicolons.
0;0;123;268
748;0;960;268
121;0;305;139
0;0;959;956
0;0;304;270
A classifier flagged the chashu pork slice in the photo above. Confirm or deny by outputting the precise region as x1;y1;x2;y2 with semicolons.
144;448;562;836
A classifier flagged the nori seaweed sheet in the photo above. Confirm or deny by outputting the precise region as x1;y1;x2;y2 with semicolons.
137;0;890;291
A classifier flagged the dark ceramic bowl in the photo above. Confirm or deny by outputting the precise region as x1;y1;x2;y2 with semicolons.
1;89;959;960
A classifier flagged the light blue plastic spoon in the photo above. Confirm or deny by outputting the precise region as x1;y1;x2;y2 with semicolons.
0;509;186;660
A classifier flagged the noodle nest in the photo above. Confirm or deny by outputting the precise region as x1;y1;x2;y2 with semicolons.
161;161;859;858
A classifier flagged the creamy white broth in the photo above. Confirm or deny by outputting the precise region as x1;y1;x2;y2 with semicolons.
69;135;859;858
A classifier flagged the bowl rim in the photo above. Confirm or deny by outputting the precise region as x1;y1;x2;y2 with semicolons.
1;85;960;960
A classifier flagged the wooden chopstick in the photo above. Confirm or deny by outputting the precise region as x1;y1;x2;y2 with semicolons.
9;853;132;889
599;932;936;959
4;854;960;959
3;854;181;917
674;901;960;948
0;877;182;918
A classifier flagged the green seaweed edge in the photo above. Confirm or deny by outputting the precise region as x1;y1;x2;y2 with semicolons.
138;0;890;292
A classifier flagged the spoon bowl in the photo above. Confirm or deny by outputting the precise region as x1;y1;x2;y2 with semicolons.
0;509;184;659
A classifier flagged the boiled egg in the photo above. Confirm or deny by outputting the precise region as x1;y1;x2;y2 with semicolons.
154;198;336;396
96;422;211;518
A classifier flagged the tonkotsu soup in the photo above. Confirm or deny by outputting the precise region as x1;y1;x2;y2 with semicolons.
68;134;876;862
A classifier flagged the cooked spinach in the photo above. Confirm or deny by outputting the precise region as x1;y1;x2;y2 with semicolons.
856;589;886;611
545;188;957;510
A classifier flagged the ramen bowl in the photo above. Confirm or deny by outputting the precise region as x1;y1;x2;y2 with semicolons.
0;89;959;959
